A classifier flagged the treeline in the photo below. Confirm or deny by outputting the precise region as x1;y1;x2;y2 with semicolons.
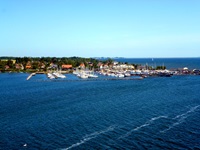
0;56;167;72
14;56;99;68
0;56;104;72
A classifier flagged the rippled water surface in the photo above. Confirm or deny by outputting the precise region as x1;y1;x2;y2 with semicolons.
0;73;200;149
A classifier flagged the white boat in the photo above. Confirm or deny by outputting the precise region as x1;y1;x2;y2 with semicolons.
47;73;55;79
53;72;66;78
124;73;131;77
135;70;142;75
86;71;98;78
117;74;124;78
58;73;66;78
73;71;79;75
130;71;136;75
110;73;116;77
80;73;88;79
88;74;98;78
76;73;81;77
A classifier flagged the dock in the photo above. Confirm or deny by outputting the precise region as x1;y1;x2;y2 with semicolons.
36;77;144;82
26;73;36;80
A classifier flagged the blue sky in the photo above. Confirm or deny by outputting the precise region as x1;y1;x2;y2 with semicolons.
0;0;200;57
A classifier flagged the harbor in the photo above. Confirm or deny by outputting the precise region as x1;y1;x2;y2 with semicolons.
25;67;200;82
25;60;200;81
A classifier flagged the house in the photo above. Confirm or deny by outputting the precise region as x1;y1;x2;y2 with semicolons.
26;65;32;69
97;62;103;69
15;64;24;70
5;65;10;70
26;61;32;69
0;59;16;64
88;62;93;67
62;64;72;70
79;63;85;69
49;63;58;69
103;63;109;69
39;63;45;69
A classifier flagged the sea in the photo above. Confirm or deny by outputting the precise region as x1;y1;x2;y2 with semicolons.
0;58;200;150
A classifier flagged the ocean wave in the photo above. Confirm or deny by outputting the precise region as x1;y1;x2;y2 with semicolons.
84;125;116;138
149;116;168;122
63;137;93;150
173;105;200;120
133;123;150;131
161;105;200;133
119;115;168;139
62;125;116;150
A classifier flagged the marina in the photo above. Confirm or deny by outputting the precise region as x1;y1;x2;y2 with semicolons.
36;77;144;82
26;67;199;81
1;0;200;149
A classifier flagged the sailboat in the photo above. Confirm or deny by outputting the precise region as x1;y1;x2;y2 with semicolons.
87;71;98;78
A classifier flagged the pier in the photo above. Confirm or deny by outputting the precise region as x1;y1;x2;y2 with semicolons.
26;73;36;80
36;77;144;82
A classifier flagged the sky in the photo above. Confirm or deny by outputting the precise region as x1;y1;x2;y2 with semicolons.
0;0;200;58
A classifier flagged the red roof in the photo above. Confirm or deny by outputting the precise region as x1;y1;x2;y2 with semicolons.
26;65;31;69
62;64;72;69
79;63;85;67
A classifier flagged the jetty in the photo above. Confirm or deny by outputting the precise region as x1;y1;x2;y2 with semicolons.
26;73;36;80
36;76;144;82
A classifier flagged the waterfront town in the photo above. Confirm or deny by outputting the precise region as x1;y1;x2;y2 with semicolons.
0;57;199;80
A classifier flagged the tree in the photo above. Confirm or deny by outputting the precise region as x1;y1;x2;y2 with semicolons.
156;66;166;70
7;60;14;68
106;58;113;65
32;62;39;69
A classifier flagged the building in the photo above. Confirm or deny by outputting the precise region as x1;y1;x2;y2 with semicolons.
0;59;16;64
39;63;45;69
79;63;85;69
49;63;58;69
26;61;32;69
15;64;24;70
26;65;32;69
62;64;72;70
5;65;10;70
97;62;103;69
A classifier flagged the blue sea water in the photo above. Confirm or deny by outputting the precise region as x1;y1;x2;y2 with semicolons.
0;60;200;149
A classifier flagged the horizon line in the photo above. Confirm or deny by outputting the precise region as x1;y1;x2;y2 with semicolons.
0;56;200;59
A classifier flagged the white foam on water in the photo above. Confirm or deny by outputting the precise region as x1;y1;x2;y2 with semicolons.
118;123;150;139
84;125;116;138
149;116;168;122
62;125;115;150
64;137;93;150
161;105;200;133
173;105;200;119
161;120;182;133
119;115;168;139
133;123;150;131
